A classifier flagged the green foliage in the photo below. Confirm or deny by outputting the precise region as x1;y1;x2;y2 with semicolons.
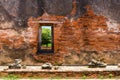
98;75;104;79
108;74;113;79
2;74;19;80
82;74;87;80
42;28;52;47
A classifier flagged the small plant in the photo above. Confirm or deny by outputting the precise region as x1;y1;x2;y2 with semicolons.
108;74;113;79
82;74;87;80
2;74;19;80
98;75;104;79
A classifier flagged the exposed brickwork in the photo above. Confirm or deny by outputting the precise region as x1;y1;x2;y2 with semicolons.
0;5;120;65
27;6;120;65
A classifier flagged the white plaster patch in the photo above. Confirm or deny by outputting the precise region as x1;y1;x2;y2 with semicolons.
106;19;120;33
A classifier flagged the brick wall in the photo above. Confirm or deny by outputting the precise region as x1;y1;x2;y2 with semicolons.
0;6;120;65
27;8;120;65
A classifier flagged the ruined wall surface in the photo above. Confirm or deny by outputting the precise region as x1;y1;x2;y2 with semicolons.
0;0;120;65
31;8;120;65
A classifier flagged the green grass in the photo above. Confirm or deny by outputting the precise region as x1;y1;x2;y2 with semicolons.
48;43;52;47
2;74;20;80
42;43;52;47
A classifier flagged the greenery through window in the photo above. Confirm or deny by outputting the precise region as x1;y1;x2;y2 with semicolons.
41;26;52;50
38;25;54;53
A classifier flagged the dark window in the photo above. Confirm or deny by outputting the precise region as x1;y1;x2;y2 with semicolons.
38;24;54;53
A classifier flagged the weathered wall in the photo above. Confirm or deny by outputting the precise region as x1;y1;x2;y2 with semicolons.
29;7;120;65
0;0;120;65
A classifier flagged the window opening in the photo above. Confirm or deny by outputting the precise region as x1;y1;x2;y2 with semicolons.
38;24;54;53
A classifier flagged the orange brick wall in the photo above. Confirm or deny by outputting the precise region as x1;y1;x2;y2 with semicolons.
27;8;120;65
0;6;120;65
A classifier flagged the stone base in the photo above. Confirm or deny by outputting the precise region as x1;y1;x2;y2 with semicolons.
0;66;119;78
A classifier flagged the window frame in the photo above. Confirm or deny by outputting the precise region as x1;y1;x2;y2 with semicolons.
37;23;54;54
